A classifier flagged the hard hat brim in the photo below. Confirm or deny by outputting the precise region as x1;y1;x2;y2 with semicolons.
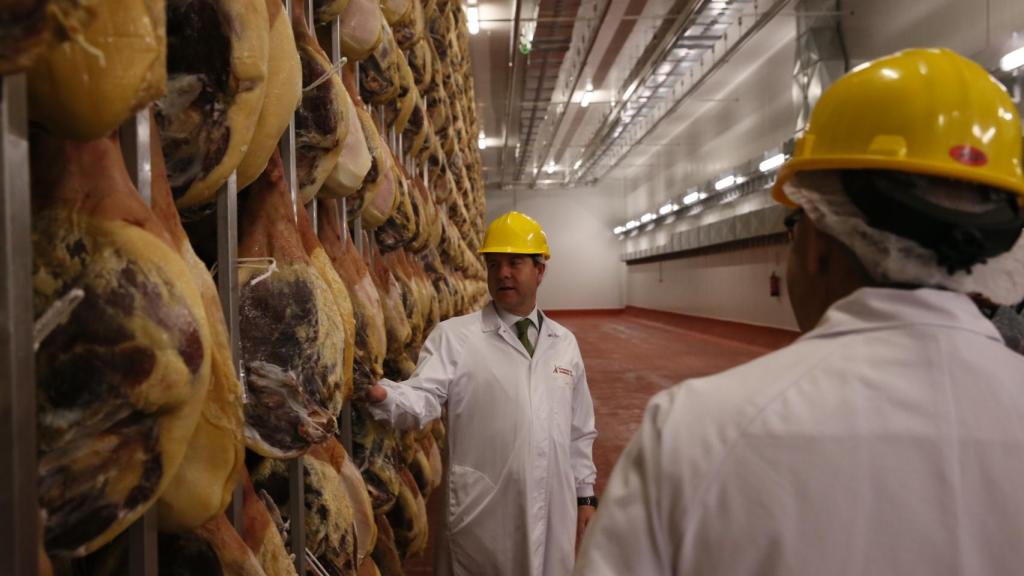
772;156;1024;208
478;246;551;260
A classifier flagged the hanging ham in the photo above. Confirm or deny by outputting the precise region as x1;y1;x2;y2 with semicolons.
319;62;373;199
237;151;344;458
149;111;246;533
0;0;94;74
156;0;269;213
292;0;350;203
317;200;386;397
32;130;211;557
27;0;165;140
296;203;356;403
236;0;303;190
359;22;401;104
158;514;269;576
240;469;298;576
249;439;359;575
337;0;383;61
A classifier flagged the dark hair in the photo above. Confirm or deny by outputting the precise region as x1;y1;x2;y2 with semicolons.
840;170;1023;274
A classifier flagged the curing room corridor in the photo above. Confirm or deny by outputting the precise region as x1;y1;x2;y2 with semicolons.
405;309;797;574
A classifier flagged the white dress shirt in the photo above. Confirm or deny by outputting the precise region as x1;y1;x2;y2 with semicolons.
496;305;541;351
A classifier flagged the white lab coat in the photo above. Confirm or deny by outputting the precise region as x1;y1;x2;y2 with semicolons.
576;287;1024;576
370;302;598;576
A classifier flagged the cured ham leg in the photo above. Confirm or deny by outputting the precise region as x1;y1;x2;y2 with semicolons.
237;151;343;457
31;130;211;556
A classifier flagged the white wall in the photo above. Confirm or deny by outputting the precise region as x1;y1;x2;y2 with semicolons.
627;241;798;330
613;0;1024;329
486;184;626;310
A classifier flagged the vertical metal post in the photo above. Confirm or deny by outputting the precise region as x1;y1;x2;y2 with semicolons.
281;3;305;574
216;171;244;530
306;201;318;234
329;14;353;455
337;196;353;454
281;0;299;225
128;511;158;575
120;109;158;576
0;73;37;576
119;110;152;205
288;458;305;574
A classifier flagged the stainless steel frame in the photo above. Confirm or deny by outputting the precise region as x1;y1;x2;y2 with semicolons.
0;73;38;576
121;109;159;576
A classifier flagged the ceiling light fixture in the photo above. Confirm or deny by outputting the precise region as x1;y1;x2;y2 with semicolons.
682;191;700;205
758;153;786;173
613;226;625;234
1000;46;1024;72
714;175;736;191
478;131;486;150
466;4;480;35
573;159;583;170
580;85;594;108
544;162;557;174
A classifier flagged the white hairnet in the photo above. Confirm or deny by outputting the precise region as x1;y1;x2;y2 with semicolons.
784;171;1024;306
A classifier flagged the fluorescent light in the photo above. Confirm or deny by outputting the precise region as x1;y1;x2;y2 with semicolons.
613;226;625;234
573;159;583;170
626;220;639;229
759;153;786;173
658;202;677;215
544;162;557;174
714;175;736;191
466;5;480;34
580;86;594;108
640;212;656;224
683;191;700;205
1000;46;1024;72
478;131;486;150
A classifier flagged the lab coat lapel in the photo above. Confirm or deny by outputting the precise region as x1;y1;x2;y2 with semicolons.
482;302;533;360
532;311;562;360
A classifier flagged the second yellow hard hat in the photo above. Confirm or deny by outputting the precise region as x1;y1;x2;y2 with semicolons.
772;48;1024;206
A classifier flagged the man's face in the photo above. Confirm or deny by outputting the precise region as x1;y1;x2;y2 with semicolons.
486;253;546;316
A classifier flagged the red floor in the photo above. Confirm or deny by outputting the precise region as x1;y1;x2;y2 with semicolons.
403;308;798;574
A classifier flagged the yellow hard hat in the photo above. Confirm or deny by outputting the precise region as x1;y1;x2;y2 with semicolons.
773;48;1024;207
479;211;551;259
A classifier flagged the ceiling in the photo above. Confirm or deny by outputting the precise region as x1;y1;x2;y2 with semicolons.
468;0;796;191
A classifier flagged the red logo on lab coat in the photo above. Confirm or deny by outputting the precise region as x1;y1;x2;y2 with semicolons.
553;366;573;377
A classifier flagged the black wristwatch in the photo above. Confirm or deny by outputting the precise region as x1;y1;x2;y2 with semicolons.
577;496;598;508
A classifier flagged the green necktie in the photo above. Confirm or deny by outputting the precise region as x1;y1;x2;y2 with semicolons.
514;318;535;357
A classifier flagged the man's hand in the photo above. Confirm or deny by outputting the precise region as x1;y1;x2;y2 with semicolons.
576;505;596;554
367;383;388;403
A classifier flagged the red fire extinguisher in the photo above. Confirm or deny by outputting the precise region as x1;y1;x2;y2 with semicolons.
770;271;781;297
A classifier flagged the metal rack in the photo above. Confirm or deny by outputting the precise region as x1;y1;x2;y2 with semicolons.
120;110;160;575
0;4;380;573
1;73;37;576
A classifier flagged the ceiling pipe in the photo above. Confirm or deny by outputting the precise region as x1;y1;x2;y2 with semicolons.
583;0;792;183
496;0;524;188
569;0;704;184
527;0;612;186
